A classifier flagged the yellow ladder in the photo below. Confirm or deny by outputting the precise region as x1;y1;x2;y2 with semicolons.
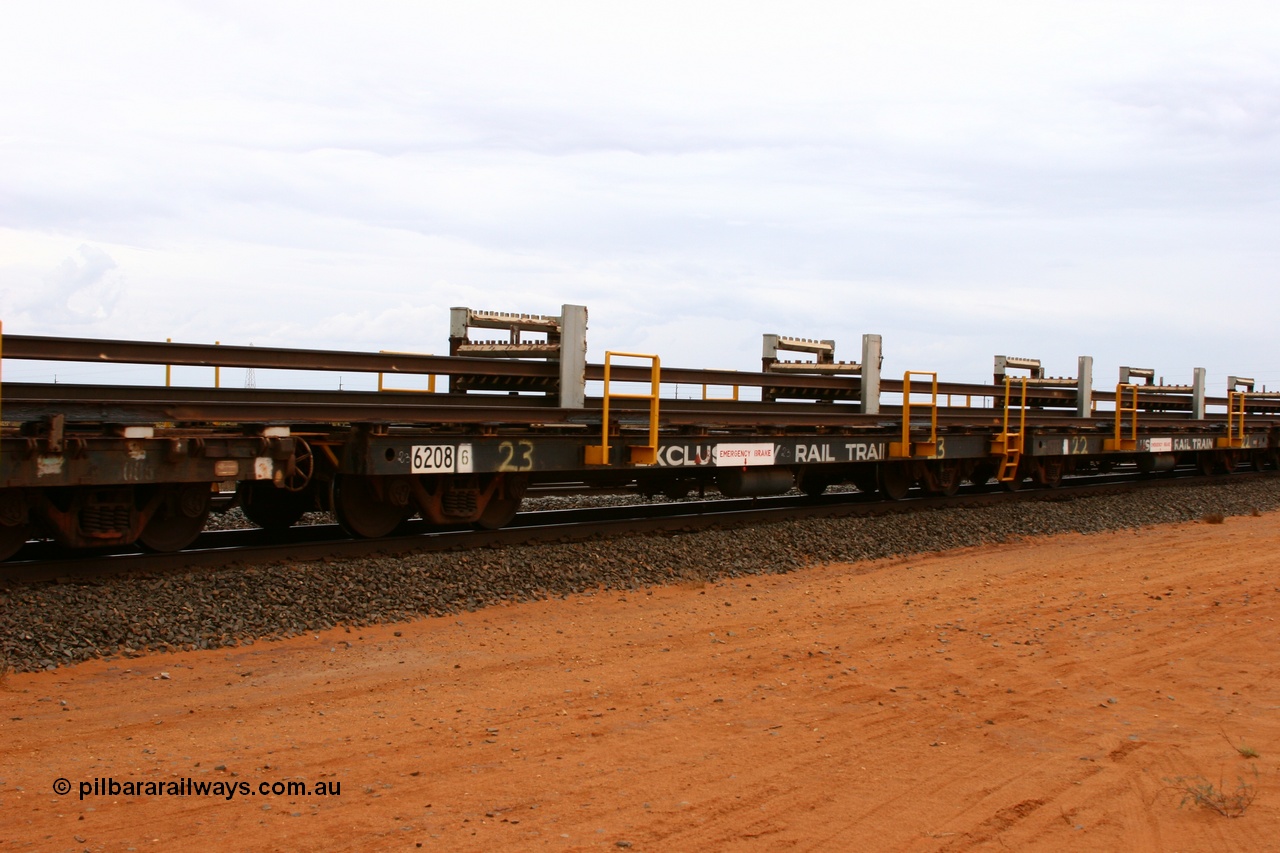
1217;390;1247;448
1104;384;1139;451
890;371;938;458
584;351;660;466
991;376;1026;482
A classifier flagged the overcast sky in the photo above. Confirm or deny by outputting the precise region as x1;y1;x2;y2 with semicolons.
2;1;1277;393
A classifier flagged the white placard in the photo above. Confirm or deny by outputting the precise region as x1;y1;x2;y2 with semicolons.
411;443;474;473
713;443;775;466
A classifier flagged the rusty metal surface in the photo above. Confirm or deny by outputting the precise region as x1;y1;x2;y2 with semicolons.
0;471;1251;583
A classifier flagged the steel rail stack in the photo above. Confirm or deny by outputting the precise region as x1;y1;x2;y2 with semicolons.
1;303;1278;560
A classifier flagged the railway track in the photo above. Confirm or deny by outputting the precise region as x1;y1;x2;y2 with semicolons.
0;468;1253;585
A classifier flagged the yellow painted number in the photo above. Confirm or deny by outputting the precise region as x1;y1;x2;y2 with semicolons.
498;439;535;472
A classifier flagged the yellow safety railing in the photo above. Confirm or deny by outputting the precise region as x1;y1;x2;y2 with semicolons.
164;338;223;387
991;376;1027;482
701;383;739;401
890;371;938;458
1104;383;1139;451
1218;390;1247;448
585;351;660;466
377;351;437;393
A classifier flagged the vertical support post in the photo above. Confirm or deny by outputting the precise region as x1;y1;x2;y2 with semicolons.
1192;367;1206;420
1076;355;1093;418
558;304;587;409
761;334;779;372
214;341;221;388
860;333;881;415
166;337;172;386
447;307;469;394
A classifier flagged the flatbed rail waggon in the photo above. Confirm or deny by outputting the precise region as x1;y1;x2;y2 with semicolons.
2;304;1277;560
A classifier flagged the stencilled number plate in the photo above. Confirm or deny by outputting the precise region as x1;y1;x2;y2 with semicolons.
411;444;473;473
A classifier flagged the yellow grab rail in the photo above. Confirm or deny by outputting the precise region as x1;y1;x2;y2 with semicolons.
701;383;739;401
377;350;437;393
890;370;938;458
1219;390;1247;448
992;376;1027;482
585;351;660;466
1105;383;1139;451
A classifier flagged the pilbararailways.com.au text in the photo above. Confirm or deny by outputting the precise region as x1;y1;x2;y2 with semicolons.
54;777;341;801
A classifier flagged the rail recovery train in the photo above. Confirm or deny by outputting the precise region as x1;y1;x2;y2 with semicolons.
1;305;1277;560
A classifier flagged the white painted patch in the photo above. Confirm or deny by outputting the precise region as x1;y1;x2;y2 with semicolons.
253;457;274;479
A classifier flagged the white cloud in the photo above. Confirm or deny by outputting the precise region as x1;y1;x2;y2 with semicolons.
1;1;1278;392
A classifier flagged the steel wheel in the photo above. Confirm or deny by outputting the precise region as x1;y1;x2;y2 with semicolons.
968;463;996;489
331;475;410;539
138;484;212;552
476;475;527;530
237;481;313;532
928;461;962;497
880;464;913;501
0;523;29;561
799;472;833;498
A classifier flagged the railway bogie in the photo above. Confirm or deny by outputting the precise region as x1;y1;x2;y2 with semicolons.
3;303;1279;559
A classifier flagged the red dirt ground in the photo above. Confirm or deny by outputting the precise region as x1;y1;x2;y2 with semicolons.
4;512;1280;852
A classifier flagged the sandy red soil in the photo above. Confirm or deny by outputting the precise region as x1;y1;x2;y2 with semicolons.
4;512;1280;852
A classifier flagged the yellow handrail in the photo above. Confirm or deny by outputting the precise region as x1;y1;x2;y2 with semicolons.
585;351;660;466
377;350;437;393
701;383;739;401
890;370;938;458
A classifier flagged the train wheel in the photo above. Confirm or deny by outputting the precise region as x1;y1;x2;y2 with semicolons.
851;468;878;495
1033;458;1064;489
0;523;29;561
880;464;913;500
331;475;410;539
799;472;834;498
1196;452;1216;476
237;481;313;532
927;461;963;497
138;483;212;552
476;475;527;530
968;463;996;489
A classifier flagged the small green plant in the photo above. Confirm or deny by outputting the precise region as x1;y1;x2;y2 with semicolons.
1221;729;1261;759
1166;767;1258;818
